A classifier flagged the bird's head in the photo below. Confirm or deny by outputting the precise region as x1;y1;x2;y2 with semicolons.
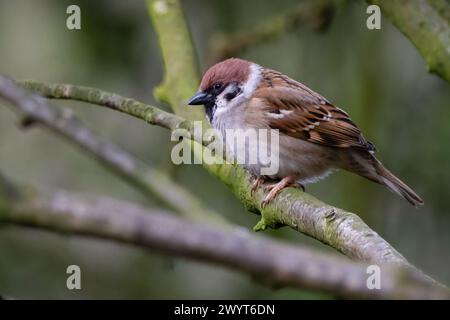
188;58;261;121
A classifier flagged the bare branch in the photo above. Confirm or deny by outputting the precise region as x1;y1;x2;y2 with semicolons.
0;76;225;224
0;174;447;299
368;0;450;83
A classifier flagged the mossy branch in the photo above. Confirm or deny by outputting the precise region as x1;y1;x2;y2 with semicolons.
368;0;450;83
146;0;204;120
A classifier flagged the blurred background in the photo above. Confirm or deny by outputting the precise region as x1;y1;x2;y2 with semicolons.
0;0;449;299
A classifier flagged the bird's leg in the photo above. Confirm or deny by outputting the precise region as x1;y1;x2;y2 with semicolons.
251;176;266;196
262;175;301;207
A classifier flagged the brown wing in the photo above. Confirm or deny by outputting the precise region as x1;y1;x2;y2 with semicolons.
252;69;375;152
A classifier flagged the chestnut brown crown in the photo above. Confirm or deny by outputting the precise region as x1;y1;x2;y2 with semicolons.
199;58;251;91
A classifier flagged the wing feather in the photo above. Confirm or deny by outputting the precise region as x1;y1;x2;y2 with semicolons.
252;69;375;152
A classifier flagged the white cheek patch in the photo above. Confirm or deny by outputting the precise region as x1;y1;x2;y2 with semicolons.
214;87;234;118
213;63;262;118
242;64;262;98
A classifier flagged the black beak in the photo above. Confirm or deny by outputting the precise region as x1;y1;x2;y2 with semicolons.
187;91;213;105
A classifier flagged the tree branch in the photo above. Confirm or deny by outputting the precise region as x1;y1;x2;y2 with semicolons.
368;0;450;83
0;174;447;299
210;0;343;63
0;76;225;224
146;0;204;120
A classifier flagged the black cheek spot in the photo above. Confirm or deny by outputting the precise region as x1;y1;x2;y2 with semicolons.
224;87;242;101
224;92;236;101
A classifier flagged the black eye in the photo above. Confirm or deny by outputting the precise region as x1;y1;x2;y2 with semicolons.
213;83;223;91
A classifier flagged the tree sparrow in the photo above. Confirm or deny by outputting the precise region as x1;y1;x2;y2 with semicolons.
188;58;423;207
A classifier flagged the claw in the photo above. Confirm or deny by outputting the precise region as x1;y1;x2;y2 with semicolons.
297;183;305;192
261;175;299;207
251;177;266;196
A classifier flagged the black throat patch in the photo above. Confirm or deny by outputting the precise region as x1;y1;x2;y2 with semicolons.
204;101;216;123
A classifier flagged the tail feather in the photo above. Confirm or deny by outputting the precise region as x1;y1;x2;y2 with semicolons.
342;151;424;207
373;159;424;207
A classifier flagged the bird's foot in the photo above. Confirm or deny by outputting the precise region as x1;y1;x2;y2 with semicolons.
261;175;302;207
265;180;305;192
250;176;266;196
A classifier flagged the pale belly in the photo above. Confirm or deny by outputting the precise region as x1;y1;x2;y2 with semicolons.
242;134;337;184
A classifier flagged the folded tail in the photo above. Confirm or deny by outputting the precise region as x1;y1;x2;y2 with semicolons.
373;157;424;207
343;151;424;207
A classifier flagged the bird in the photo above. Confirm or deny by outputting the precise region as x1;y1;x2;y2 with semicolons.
187;58;423;207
